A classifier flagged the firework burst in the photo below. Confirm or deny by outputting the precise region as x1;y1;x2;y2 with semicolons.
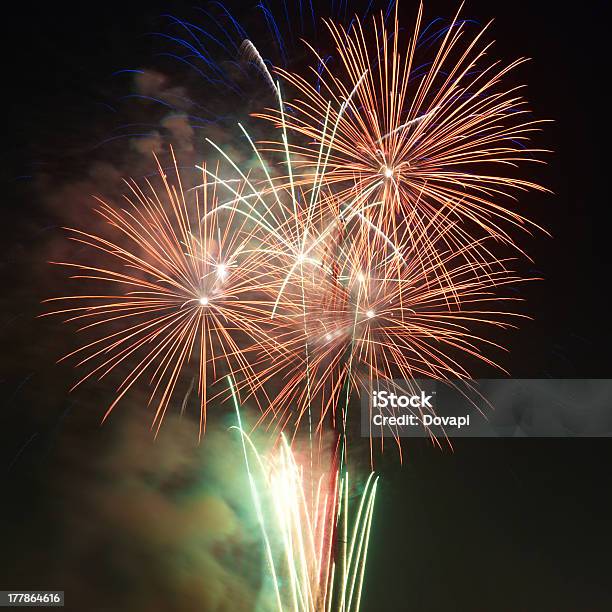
255;3;549;273
253;204;532;459
43;153;297;437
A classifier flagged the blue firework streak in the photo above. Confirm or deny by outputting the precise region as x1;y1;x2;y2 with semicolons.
91;1;485;157
108;2;402;128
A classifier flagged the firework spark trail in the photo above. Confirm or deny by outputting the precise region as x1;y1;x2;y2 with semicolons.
229;375;378;612
239;39;277;93
255;3;550;278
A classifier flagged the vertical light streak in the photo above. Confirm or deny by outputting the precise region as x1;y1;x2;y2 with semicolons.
230;380;378;611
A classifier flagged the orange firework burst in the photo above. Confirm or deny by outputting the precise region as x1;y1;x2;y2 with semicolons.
43;154;294;437
255;2;549;273
252;195;532;455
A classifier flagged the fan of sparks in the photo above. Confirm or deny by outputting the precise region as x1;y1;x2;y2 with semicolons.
255;3;549;270
231;380;378;612
44;5;545;447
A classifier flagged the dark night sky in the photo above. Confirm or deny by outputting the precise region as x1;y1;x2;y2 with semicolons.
1;1;611;610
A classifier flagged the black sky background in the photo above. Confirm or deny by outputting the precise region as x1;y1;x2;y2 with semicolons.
1;1;611;610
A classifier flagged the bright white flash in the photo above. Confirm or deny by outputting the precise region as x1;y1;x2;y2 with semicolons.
366;309;375;319
199;296;209;306
383;167;393;179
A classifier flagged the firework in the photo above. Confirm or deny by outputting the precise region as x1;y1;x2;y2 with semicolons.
230;376;378;612
38;6;552;612
255;3;549;273
258;219;530;458
42;153;298;438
